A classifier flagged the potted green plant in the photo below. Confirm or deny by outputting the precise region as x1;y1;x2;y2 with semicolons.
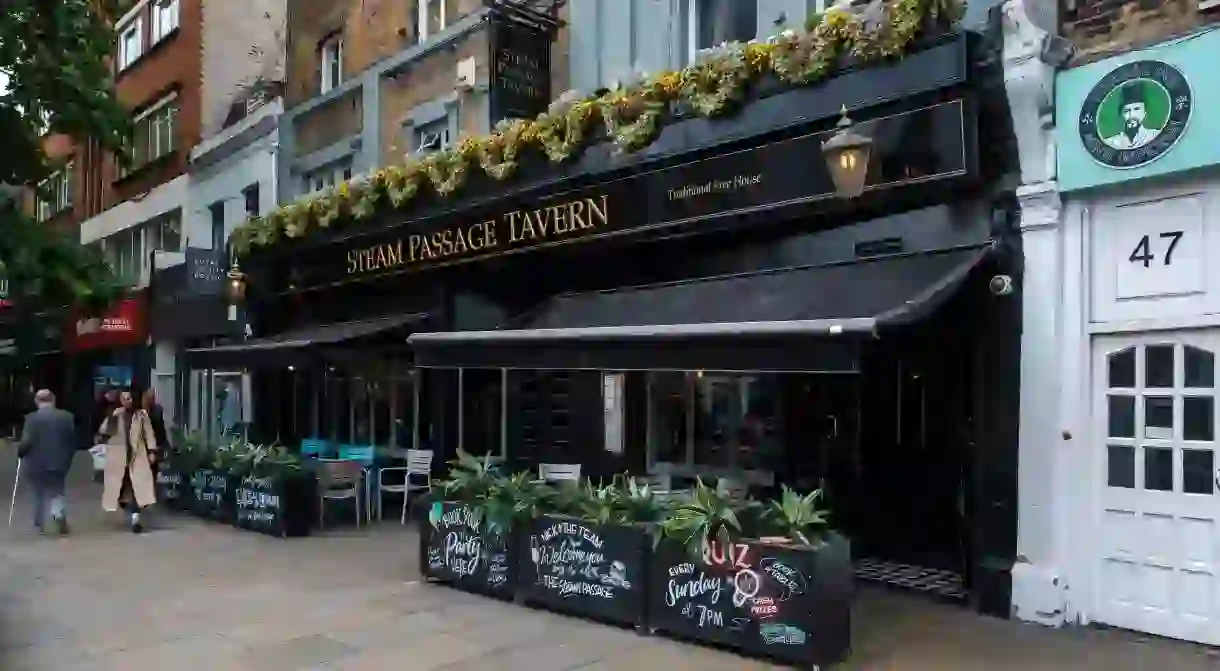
191;438;248;523
648;483;851;668
517;476;666;629
420;449;520;598
233;444;314;538
157;428;204;511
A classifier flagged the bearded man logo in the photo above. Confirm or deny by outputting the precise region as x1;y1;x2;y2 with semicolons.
1102;81;1162;151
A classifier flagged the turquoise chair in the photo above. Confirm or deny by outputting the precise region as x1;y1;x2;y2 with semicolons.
301;438;334;459
338;444;377;522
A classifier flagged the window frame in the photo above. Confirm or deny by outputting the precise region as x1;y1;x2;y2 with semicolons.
209;201;226;252
120;93;179;178
118;17;144;71
412;116;453;155
242;183;261;219
302;158;353;196
320;34;343;93
686;0;758;62
417;0;449;42
35;162;74;222
151;0;179;44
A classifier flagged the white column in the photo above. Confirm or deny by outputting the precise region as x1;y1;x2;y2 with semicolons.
1003;0;1070;626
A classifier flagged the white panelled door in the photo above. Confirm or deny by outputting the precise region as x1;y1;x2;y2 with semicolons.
1095;333;1220;644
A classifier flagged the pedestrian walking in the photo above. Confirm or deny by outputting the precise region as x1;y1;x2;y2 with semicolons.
16;389;76;535
97;388;158;533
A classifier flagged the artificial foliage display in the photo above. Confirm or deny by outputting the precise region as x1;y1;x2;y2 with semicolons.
232;0;963;257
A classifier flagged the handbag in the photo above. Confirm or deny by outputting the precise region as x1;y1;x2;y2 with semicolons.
88;444;107;472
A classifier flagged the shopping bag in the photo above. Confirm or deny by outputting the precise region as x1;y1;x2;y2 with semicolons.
89;444;107;471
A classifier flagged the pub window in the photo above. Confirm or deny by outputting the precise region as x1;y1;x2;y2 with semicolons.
320;33;343;93
100;225;145;287
243;182;261;218
646;371;782;484
302;157;353;195
36;161;73;222
147;210;182;254
688;0;757;61
117;17;143;71
120;93;178;177
413;116;452;155
209;201;226;252
152;0;180;44
417;0;456;42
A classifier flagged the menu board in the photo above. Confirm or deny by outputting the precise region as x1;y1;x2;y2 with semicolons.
423;501;513;597
235;475;284;536
520;517;648;626
649;539;838;665
155;468;184;508
191;469;233;522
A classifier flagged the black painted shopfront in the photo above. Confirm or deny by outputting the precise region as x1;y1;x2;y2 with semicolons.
192;31;1021;616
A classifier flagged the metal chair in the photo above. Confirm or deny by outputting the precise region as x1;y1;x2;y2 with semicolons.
383;449;433;524
538;463;581;483
338;444;376;522
316;459;365;529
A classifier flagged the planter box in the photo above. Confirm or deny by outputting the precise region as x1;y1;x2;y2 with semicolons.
419;500;515;599
155;465;188;511
517;515;650;629
190;469;236;523
234;473;314;538
648;534;852;668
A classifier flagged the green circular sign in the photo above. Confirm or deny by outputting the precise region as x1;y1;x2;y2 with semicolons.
1077;60;1192;169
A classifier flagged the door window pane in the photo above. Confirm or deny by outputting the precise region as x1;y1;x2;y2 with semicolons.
648;372;688;465
1108;395;1135;438
1144;396;1174;440
1108;348;1136;388
1183;449;1214;495
1183;396;1214;442
1145;345;1175;388
1144;446;1174;491
1185;346;1214;388
1107;444;1135;488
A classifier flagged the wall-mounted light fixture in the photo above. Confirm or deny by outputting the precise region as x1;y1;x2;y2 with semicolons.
821;105;873;199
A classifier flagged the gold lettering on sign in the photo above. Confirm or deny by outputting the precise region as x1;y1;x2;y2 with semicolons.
343;194;610;275
667;173;762;201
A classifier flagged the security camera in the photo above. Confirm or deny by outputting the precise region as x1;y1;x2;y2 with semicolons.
989;274;1015;297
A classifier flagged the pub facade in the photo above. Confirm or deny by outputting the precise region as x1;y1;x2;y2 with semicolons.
189;5;1023;616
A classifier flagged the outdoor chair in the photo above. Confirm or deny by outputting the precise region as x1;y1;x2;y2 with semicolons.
538;463;581;484
375;448;433;524
316;458;366;529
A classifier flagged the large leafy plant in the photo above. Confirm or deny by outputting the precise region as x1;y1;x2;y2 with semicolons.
659;479;755;560
436;448;500;502
761;486;832;548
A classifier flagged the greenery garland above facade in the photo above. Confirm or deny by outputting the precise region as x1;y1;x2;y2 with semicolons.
231;0;964;257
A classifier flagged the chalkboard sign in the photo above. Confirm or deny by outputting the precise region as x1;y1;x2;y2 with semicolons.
155;467;185;510
648;535;852;667
422;501;515;598
233;474;313;537
191;469;235;522
518;516;649;628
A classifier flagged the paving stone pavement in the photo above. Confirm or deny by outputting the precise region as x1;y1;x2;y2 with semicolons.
0;450;1218;670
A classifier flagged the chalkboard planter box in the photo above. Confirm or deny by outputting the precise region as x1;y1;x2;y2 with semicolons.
648;534;852;669
419;499;517;600
155;464;189;511
190;469;237;523
516;515;651;630
233;473;314;538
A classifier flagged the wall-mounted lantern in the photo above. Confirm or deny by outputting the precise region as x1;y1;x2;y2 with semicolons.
821;105;874;199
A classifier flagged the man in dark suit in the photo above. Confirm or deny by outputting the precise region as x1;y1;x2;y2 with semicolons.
17;389;76;535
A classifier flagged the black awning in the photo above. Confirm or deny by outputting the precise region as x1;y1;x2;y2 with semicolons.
185;313;426;369
408;246;991;371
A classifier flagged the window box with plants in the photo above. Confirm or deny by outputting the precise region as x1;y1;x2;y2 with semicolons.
647;484;852;668
232;444;316;538
420;450;523;600
516;477;667;630
157;429;209;512
189;440;245;523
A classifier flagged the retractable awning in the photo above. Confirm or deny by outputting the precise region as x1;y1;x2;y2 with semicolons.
408;245;992;371
185;313;427;369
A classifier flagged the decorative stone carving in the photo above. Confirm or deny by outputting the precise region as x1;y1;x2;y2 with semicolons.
1017;181;1062;233
1002;0;1057;189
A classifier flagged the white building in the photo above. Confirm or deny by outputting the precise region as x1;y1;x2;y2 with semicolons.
1007;0;1220;644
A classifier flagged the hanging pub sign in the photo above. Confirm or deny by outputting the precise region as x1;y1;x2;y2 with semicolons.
276;99;974;293
518;516;650;628
185;247;227;296
64;294;147;352
488;11;553;125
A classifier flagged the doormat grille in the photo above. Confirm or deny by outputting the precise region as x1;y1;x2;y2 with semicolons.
854;558;968;602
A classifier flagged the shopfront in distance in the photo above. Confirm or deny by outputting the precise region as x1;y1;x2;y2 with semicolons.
217;30;1022;614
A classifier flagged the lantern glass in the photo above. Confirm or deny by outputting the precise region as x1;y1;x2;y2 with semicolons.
824;144;872;199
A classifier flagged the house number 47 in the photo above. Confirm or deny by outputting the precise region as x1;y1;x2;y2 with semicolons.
1129;231;1184;268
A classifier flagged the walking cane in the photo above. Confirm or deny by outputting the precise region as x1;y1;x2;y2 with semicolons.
8;457;21;528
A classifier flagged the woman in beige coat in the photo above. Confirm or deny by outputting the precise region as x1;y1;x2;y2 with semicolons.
97;389;158;533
